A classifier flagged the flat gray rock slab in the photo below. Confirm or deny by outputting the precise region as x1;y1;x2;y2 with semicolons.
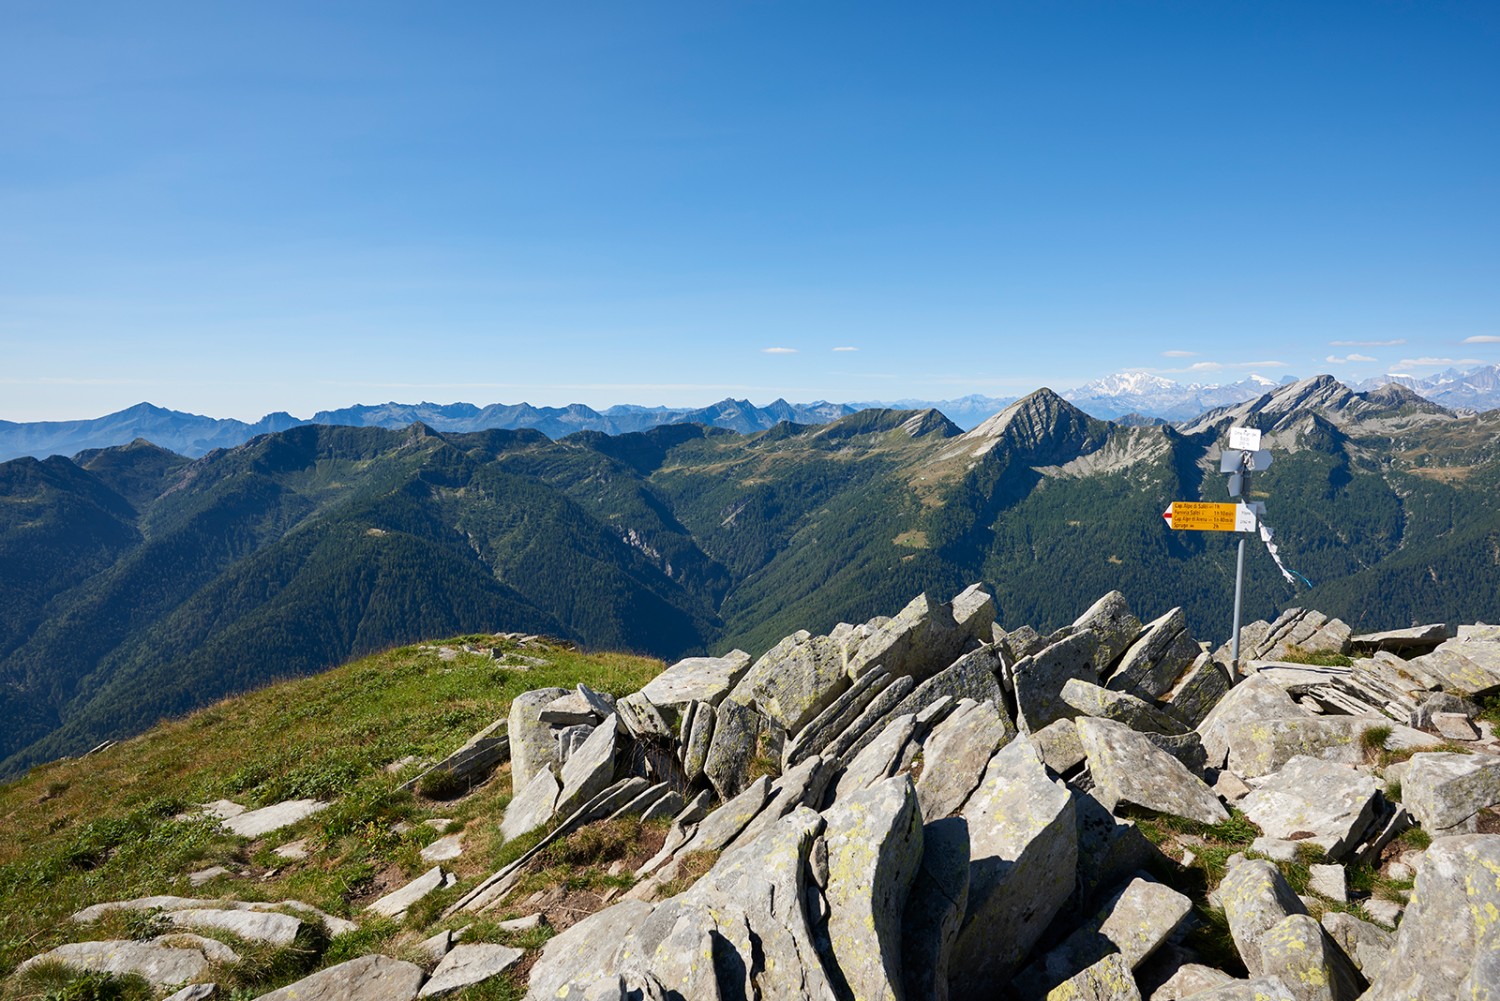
1320;911;1393;981
71;897;355;937
1217;858;1307;978
821;777;924;1001
1168;977;1297;1000
1402;751;1500;834
155;933;240;965
833;713;917;802
167;908;302;946
500;766;559;842
366;865;447;918
1077;717;1227;825
701;697;766;799
17;940;209;988
1014;630;1102;733
273;839;309;860
221;799;328;838
1307;863;1346;903
555;714;619;818
1238;756;1380;858
1061;677;1188;734
1259;912;1363;1001
1044;953;1142;1000
1161;653;1232;729
1223;715;1384;779
163;985;219;1001
638;652;751;716
1032;718;1087;774
1107;606;1199;699
253;954;425;1001
420;833;465;863
951;737;1077;993
1024;876;1190;994
915;698;1013;820
1350;623;1449;653
509;687;569;792
419;942;525;997
188;865;232;886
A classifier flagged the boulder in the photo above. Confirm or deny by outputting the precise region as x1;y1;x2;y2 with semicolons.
419;943;525;997
1061;678;1189;735
701;698;767;799
846;590;988;683
1217;859;1308;978
500;766;560;842
165;908;301;946
1166;978;1297;1000
915;699;1014;820
823;674;917;765
950;737;1077;993
1074;794;1159;911
366;866;448;919
1257;913;1363;1001
1248;609;1352;661
1306;864;1346;903
539;692;603;726
253;954;426;1001
832;714;918;803
1238;756;1381;859
951;583;998;644
901;816;970;1001
1161;653;1232;729
722;754;833;853
555;715;620;818
1319;911;1392;981
682;701;715;781
1349;623;1450;655
421;833;465;863
1197;674;1307;769
1043;953;1142;1000
1148;964;1236;999
728;631;849;733
1401;751;1500;835
1223;716;1384;779
221;799;328;839
1077;717;1227;825
509;687;570;791
1107;608;1200;699
1033;718;1088;774
1403;637;1500;697
819;777;925;1001
16;941;210;989
888;645;1006;719
672;775;774;858
1014;630;1103;733
524;901;655;999
1071;590;1143;674
782;666;894;768
1023;876;1191;994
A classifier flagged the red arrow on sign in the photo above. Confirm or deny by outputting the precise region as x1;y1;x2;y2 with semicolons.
1162;504;1173;524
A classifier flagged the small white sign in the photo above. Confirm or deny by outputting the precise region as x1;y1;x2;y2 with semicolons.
1228;426;1262;451
1234;504;1259;531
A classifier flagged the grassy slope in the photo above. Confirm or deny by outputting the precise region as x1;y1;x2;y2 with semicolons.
0;635;663;994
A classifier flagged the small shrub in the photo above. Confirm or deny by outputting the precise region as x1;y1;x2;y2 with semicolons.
1397;826;1432;851
1279;645;1354;667
123;907;171;941
1361;725;1393;754
416;769;468;800
539;818;643;868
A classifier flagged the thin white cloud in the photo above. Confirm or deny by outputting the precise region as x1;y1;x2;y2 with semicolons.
832;346;859;352
1462;335;1500;344
1396;357;1482;368
1177;359;1288;373
1330;339;1406;347
1161;350;1197;358
1326;353;1377;364
762;347;798;355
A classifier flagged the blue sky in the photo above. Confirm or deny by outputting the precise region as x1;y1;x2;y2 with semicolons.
2;1;1497;421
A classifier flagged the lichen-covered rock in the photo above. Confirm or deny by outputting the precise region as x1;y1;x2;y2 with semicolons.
819;776;924;1001
554;714;620;818
701;698;767;799
950;737;1078;993
901;816;970;1001
1148;963;1235;999
1238;756;1380;859
1061;678;1189;735
367;865;448;919
1401;751;1500;835
509;687;570;792
824;674;916;766
783;667;894;768
1319;911;1392;982
1077;717;1228;825
846;589;990;683
1033;718;1088;774
419;943;526;997
1164;979;1297;1001
916;698;1014;820
832;713;918;802
254;955;426;1001
1044;953;1142;1000
1072;590;1143;675
727;631;850;734
1161;653;1232;729
1197;674;1307;770
1107;607;1199;700
1218;859;1308;978
722;754;833;853
1361;834;1500;1000
1258;913;1364;1001
1023;876;1190;994
524;901;656;1000
638;651;752;725
682;701;715;782
1223;716;1382;779
164;908;301;945
1015;630;1103;733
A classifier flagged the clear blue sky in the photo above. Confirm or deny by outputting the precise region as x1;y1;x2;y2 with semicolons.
3;1;1497;421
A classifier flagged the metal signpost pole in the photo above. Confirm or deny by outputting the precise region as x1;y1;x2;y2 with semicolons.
1230;460;1249;673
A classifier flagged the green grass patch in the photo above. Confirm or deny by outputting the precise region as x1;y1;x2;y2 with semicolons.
2;964;153;1001
1278;645;1354;667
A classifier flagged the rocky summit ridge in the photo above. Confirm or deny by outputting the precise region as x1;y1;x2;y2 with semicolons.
11;587;1500;1000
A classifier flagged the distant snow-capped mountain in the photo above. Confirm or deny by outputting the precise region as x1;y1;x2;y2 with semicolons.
1061;372;1293;421
1354;364;1500;411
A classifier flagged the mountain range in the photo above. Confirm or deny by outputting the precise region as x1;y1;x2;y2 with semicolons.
2;374;1497;776
5;363;1497;463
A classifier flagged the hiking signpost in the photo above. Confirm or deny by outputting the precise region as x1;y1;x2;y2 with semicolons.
1161;426;1271;670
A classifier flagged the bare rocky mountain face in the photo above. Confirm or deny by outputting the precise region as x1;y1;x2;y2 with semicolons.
19;586;1500;1000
